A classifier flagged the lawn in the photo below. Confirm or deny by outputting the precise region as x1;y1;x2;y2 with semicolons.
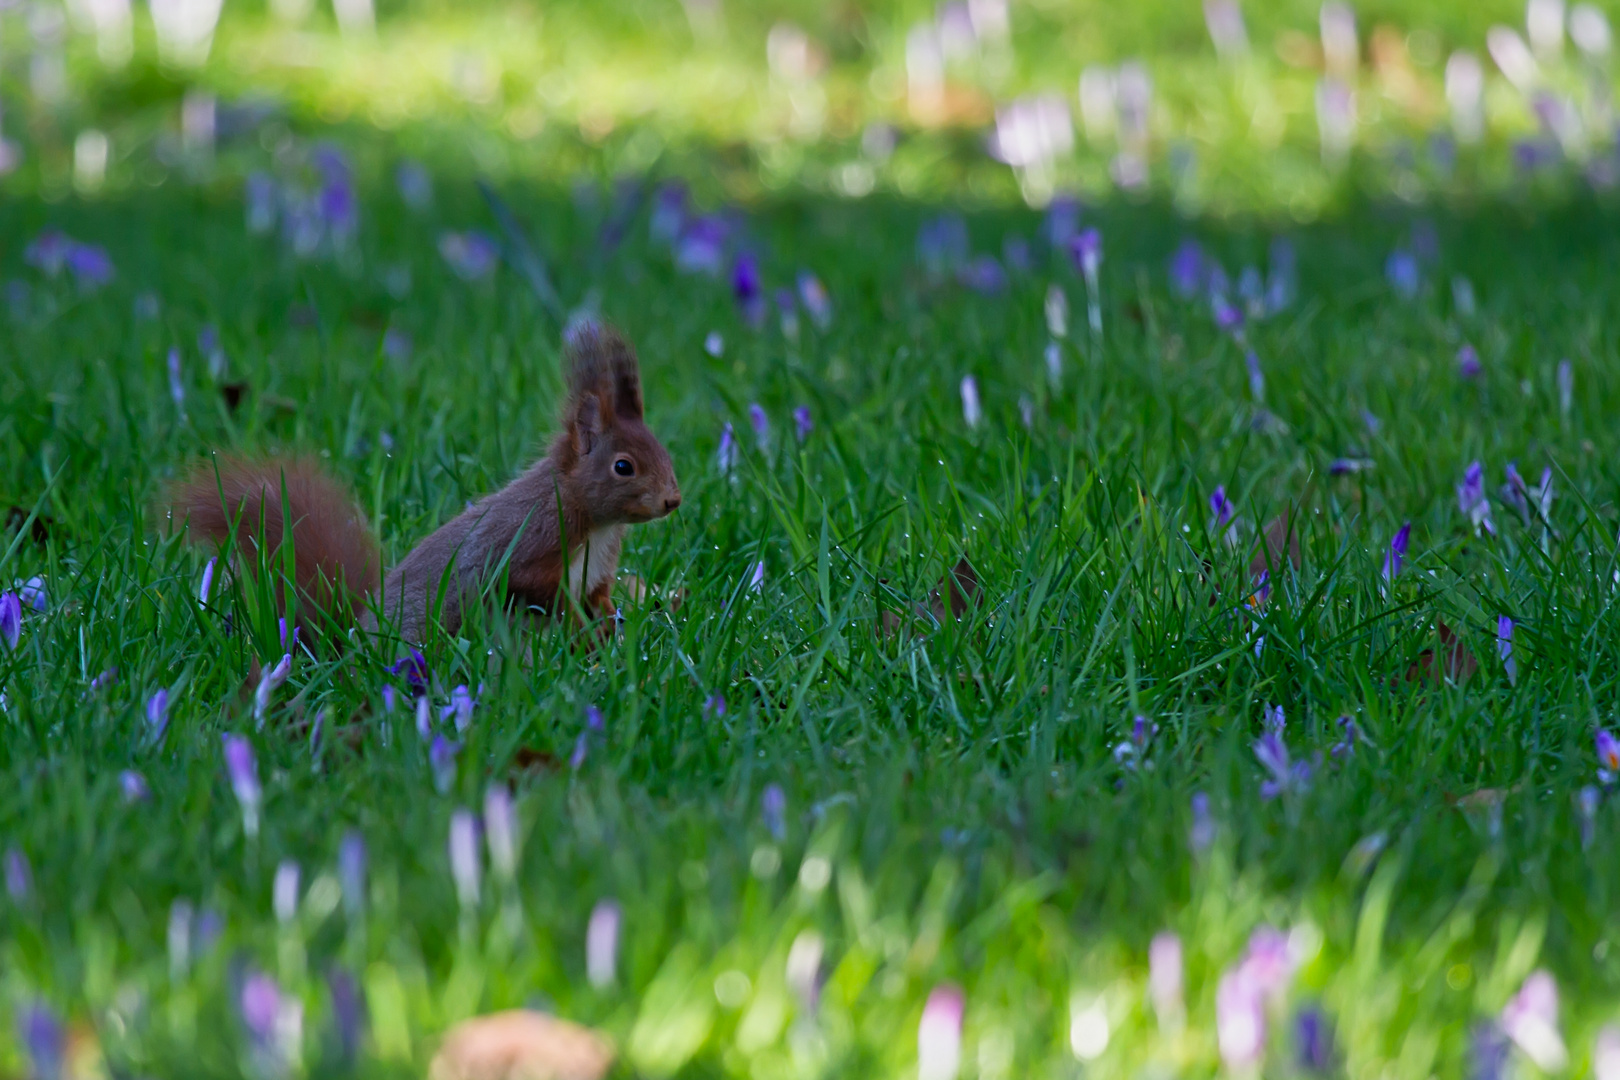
4;1;1620;1078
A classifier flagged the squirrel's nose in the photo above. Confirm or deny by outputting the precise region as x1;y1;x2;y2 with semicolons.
664;494;682;513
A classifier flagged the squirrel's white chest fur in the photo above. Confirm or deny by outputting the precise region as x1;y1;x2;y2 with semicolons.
567;526;622;597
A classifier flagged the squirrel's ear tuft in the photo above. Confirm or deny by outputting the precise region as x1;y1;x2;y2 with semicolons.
564;319;643;421
570;391;603;456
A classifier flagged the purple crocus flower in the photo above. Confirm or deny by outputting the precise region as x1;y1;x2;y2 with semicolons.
448;808;481;908
65;243;114;289
586;899;621;988
1212;293;1244;333
731;254;766;328
1043;196;1081;249
650;182;687;244
703;693;727;719
199;557;217;604
484;786;517;880
339;830;366;918
957;255;1007;294
792;406;813;442
253;653;293;725
1209;486;1235;529
1501;971;1567;1071
320;177;358;249
1237;266;1265;316
1457;343;1482;378
1331;716;1359;758
430;735;461;794
1457;461;1495;535
749;562;766;591
917;215;968;277
439;684;475;734
120;770;150;802
1254;732;1311;799
1148;932;1184;1023
797;271;831;329
25;231;74;276
1296;1006;1334;1071
0;592;21;649
18;1003;64;1080
570;706;605;771
1385;250;1420;299
396;161;433;210
1245;351;1265;402
918;984;964;1080
1597;729;1620;783
1579;786;1601;848
380;685;396;714
960;376;982;428
1068;228;1102;278
704;331;724;358
18;576;46;611
761;783;786;840
675;216;728;276
147;688;171;743
5;847;32;901
1383;523;1411;582
415;696;432;741
717;422;738;476
438;231;499;281
1189;791;1216;852
239;970;284;1049
1498;616;1517;685
167;348;185;411
389;648;429;696
1262;703;1285;733
273;860;301;923
327;968;363;1064
748;403;770;449
1169;239;1205;297
89;668;118;693
223;734;262;838
1112;714;1158;772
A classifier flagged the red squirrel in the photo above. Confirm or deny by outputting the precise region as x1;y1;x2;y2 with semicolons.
168;321;682;642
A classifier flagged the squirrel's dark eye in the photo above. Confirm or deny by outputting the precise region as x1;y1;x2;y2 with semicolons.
614;458;635;477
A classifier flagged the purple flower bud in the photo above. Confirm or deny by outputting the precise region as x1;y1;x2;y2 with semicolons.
586;899;621;988
1457;460;1495;535
1579;786;1601;848
957;255;1007;295
26;230;74;276
1263;703;1285;733
396;161;433;210
18;576;45;611
380;685;396;714
1383;522;1411;582
792;405;813;442
918;984;964;1080
1245;351;1265;402
1254;731;1310;799
253;653;293;724
1457;343;1482;378
389;648;429;696
18;1002;64;1080
448;809;480;908
327;968;363;1064
120;770;150;802
717;422;738;476
339;830;366;918
440;684;475;734
1068;228;1102;279
1498;615;1517;686
749;562;766;592
273;860;300;923
703;694;727;719
430;736;460;794
1500;971;1567;1071
731;254;765;328
484;786;517;880
167;348;185;410
89;668;118;693
147;688;171;743
675;216;728;276
1209;486;1235;528
748;403;770;449
1597;729;1620;783
239;971;283;1046
797;270;832;329
320;177;358;248
1169;239;1205;297
416;696;432;741
1331;716;1359;758
199;557;217;604
438;231;499;281
650;181;687;244
704;331;724;357
761;783;786;840
5;847;32;901
1558;359;1573;417
222;734;263;839
0;592;21;649
66;243;114;289
1189;791;1216;852
1213;293;1244;332
1385;250;1420;299
960;376;982;428
1149;932;1184;1023
1296;1006;1334;1071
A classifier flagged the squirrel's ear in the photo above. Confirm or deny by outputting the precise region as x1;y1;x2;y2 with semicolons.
613;361;644;421
570;392;603;455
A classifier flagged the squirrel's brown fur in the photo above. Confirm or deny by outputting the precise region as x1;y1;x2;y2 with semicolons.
167;321;681;643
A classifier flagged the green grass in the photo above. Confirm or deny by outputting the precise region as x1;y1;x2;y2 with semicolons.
6;0;1620;1077
5;170;1620;1077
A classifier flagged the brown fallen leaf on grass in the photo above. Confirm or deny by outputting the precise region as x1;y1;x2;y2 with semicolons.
880;557;979;636
1405;620;1479;685
428;1010;615;1080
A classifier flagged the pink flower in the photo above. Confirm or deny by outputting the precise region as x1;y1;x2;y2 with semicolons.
918;984;964;1080
1501;970;1567;1071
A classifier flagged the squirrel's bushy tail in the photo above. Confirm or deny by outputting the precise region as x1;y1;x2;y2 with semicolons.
167;457;381;636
